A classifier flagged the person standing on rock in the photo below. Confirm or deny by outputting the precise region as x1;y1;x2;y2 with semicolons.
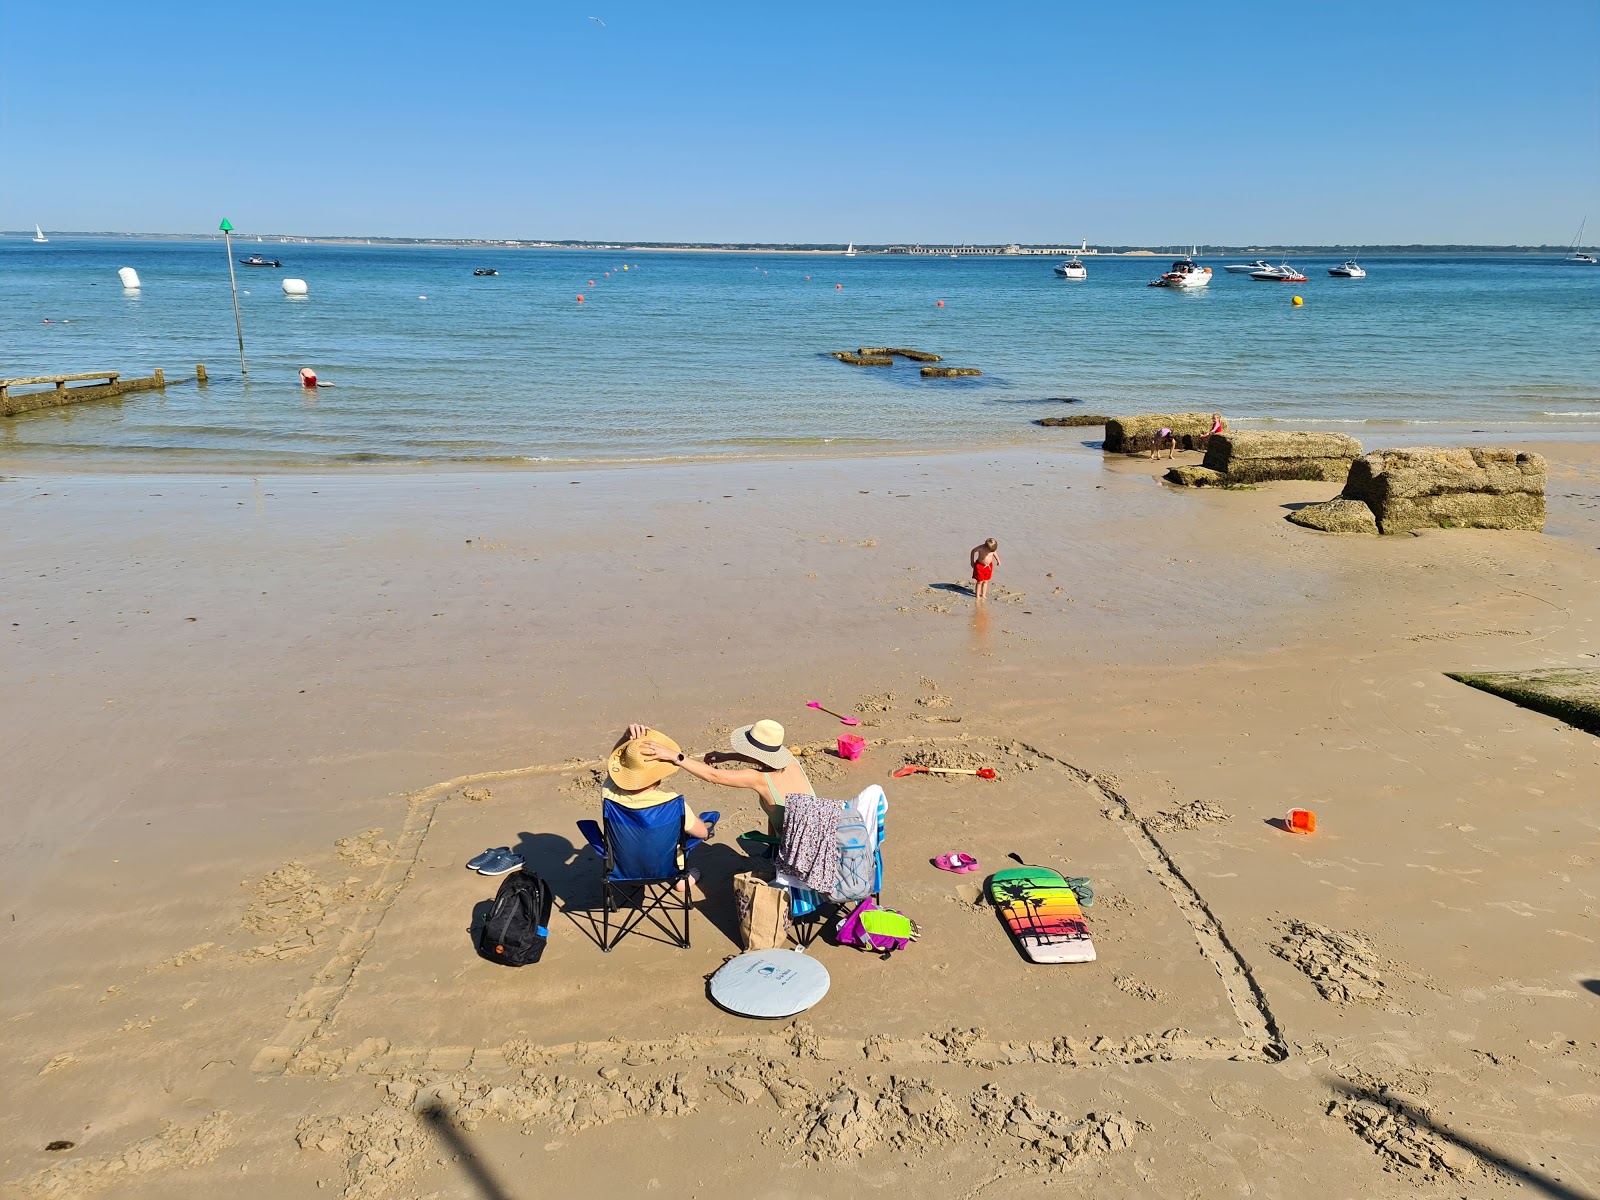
969;538;1000;601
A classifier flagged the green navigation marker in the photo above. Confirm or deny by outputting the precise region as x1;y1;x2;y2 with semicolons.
219;218;233;232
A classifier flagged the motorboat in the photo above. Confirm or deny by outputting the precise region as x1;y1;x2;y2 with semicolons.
1225;259;1272;274
1054;256;1087;280
239;254;282;267
473;268;499;276
1147;257;1212;288
1249;263;1308;282
1328;260;1366;278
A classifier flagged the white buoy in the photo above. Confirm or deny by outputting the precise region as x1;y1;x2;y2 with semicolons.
118;267;141;289
282;278;308;296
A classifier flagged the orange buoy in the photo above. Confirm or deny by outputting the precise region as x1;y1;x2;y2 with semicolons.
576;294;585;302
836;283;842;290
936;300;944;307
589;279;595;286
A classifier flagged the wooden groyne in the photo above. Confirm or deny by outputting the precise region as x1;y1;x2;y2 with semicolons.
0;366;205;418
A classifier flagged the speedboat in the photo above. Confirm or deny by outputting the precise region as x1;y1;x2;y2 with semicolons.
1250;263;1308;282
239;254;281;267
1147;257;1212;288
1054;256;1087;280
1328;260;1366;278
1225;259;1272;274
473;268;499;276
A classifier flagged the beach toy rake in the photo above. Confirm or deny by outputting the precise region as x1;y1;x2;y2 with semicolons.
892;765;997;780
806;701;859;726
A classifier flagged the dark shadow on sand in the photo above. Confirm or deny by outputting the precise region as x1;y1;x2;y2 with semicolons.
1582;979;1600;997
1326;1079;1591;1200
419;1102;517;1200
929;582;976;597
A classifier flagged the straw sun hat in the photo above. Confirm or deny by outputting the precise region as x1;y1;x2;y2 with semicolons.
730;720;795;770
607;728;682;792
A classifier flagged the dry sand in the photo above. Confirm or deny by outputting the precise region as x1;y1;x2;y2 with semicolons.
3;440;1598;1198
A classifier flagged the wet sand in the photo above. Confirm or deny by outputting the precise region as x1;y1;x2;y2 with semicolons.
3;440;1598;1198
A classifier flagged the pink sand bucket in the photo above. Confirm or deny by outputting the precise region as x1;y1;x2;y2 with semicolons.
837;734;866;761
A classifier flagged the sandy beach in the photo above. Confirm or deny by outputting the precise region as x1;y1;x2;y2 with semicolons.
3;437;1598;1199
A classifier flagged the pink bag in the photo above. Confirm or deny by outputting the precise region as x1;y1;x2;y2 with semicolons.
836;898;919;958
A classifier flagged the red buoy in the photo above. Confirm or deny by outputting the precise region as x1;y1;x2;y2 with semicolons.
836;283;843;290
936;300;944;307
577;294;585;302
588;280;595;286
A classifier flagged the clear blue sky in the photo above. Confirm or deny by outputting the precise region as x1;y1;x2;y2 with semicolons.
3;1;1597;244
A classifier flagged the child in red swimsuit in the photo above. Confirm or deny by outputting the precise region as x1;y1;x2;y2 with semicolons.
969;538;1000;601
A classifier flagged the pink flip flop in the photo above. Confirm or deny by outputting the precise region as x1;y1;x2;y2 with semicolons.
934;853;980;874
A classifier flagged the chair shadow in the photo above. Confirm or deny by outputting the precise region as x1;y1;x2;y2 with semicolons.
928;581;976;597
1325;1078;1590;1199
1582;979;1600;997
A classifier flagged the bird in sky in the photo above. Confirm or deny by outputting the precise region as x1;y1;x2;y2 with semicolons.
588;15;605;25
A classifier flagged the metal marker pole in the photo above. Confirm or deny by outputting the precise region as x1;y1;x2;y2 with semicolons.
220;218;247;375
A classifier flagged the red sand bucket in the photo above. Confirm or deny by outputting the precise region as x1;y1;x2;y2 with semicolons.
1286;809;1317;834
837;734;866;761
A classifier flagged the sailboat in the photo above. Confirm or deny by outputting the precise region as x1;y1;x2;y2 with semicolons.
844;242;856;257
32;224;48;243
1568;218;1597;264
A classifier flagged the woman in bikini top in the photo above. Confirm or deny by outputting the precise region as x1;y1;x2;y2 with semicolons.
638;718;813;835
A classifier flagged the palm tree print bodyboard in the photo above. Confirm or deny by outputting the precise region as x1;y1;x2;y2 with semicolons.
986;866;1096;964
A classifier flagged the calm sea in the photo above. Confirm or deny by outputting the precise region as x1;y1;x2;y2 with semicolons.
2;238;1597;467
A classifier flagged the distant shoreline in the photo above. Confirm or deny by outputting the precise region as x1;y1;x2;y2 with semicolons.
3;232;1590;256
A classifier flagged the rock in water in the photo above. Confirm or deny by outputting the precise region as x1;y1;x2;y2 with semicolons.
921;366;981;378
1035;414;1112;427
1163;465;1227;487
1287;498;1379;534
1103;413;1214;455
1339;447;1545;533
1201;431;1362;484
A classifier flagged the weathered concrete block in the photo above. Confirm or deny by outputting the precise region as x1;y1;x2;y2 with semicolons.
1103;413;1214;455
1287;498;1379;534
1447;669;1600;736
1202;431;1362;484
1163;465;1226;487
1340;447;1545;534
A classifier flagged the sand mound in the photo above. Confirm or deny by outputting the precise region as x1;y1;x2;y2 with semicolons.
297;1108;421;1199
1328;1087;1478;1183
856;693;896;713
242;862;361;959
1272;920;1388;1004
335;829;392;867
21;1112;233;1198
1147;799;1230;832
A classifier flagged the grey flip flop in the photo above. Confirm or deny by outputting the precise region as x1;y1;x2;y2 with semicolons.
477;849;524;877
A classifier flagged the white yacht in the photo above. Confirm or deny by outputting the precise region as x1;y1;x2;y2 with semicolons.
1148;257;1212;288
1567;219;1596;263
1225;258;1272;274
1053;256;1087;280
1250;263;1308;282
32;224;48;243
843;242;856;257
1328;260;1367;278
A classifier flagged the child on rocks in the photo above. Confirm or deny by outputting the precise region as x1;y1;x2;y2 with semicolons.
969;538;1001;601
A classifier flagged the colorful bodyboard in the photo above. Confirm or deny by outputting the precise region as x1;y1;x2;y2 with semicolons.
986;866;1096;964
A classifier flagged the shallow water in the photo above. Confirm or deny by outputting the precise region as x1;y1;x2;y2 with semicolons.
2;239;1597;466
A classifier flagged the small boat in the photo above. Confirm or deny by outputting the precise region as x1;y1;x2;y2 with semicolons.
844;242;856;257
1328;260;1366;278
1147;257;1212;288
1225;259;1272;274
32;224;48;243
239;254;282;267
1250;263;1308;282
473;268;499;276
1568;219;1597;263
1053;256;1087;280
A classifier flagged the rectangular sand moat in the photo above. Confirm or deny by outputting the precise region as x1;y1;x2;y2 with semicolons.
293;745;1243;1066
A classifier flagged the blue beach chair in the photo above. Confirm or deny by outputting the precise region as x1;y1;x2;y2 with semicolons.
577;798;719;952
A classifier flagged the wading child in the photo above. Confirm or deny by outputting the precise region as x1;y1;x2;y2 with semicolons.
969;538;1000;601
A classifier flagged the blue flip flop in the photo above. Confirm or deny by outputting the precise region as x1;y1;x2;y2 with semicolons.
477;849;524;877
466;846;510;872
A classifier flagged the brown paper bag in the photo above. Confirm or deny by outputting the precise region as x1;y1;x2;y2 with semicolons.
734;869;794;950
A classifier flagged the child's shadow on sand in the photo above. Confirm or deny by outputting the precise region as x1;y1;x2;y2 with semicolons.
928;582;976;597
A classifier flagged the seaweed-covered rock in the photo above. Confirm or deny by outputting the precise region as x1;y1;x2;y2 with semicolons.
1103;413;1214;455
921;366;981;378
858;347;942;362
1339;447;1545;533
1034;415;1112;427
1202;431;1362;484
1163;465;1226;487
1446;669;1600;736
1287;498;1379;534
832;351;893;366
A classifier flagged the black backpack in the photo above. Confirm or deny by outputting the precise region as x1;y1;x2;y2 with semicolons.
476;871;553;966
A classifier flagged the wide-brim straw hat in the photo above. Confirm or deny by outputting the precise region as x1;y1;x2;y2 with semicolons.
730;720;795;770
607;728;681;792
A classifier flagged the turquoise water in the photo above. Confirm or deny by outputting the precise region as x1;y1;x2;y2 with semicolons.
2;238;1597;466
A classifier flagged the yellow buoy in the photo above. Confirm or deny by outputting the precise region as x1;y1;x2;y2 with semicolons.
1292;295;1303;306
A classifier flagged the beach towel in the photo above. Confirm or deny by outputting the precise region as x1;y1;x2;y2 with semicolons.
774;792;844;896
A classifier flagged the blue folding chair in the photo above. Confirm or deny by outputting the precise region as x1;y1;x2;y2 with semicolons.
577;799;718;952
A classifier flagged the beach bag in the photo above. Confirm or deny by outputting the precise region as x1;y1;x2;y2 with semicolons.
734;869;794;951
476;871;553;967
837;898;919;958
832;814;874;902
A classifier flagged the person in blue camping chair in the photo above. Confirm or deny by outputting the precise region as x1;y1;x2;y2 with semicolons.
575;726;718;952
